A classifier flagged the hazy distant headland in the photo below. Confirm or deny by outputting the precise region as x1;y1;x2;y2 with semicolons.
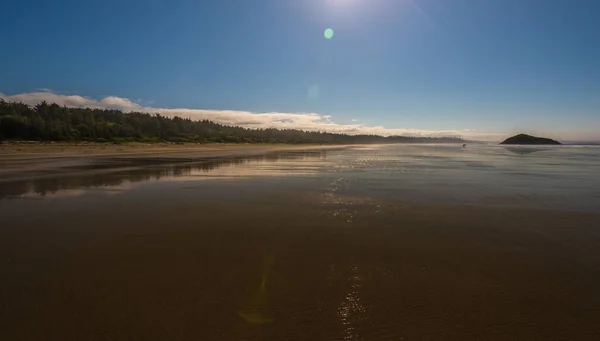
0;100;464;144
500;134;561;145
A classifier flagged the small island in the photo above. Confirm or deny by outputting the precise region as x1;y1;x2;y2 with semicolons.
500;134;561;145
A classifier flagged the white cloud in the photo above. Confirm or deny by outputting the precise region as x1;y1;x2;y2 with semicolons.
0;91;505;140
99;96;141;110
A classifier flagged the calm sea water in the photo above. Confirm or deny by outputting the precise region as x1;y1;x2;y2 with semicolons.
2;144;599;212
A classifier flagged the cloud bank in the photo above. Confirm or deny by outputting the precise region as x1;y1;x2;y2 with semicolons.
0;91;502;140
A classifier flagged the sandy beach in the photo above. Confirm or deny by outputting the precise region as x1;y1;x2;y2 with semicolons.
1;144;600;340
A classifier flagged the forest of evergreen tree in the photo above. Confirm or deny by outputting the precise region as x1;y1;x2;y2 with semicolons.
0;100;463;144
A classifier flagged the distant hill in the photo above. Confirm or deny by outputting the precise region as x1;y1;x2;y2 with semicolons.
500;134;561;145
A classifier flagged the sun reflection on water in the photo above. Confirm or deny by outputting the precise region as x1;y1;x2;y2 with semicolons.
338;265;366;340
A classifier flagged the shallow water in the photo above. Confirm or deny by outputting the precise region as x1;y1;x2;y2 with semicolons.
2;144;600;340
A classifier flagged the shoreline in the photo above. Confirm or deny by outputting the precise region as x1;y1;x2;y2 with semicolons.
0;143;348;182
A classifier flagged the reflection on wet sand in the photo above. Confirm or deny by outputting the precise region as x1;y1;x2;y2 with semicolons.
338;265;367;340
504;147;547;155
0;151;325;199
2;144;600;340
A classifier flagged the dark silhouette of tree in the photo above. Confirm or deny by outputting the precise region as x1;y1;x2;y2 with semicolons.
0;99;464;144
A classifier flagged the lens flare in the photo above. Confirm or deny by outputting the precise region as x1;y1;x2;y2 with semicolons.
324;28;334;39
237;255;275;324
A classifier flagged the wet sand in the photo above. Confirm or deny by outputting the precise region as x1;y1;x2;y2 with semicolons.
0;143;344;182
2;199;600;340
1;145;600;340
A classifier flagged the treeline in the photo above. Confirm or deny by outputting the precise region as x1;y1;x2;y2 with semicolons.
0;100;464;144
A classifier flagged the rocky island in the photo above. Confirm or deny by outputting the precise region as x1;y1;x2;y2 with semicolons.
500;134;561;145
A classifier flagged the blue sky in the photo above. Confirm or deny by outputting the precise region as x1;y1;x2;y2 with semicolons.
1;0;599;140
